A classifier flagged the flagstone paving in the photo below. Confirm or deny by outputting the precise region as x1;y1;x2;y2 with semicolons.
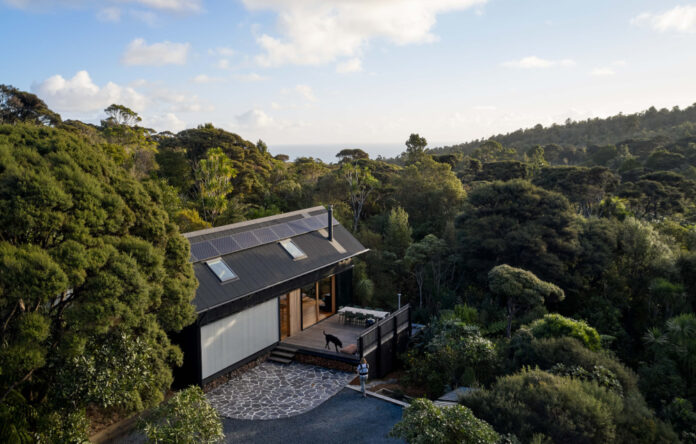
206;361;354;420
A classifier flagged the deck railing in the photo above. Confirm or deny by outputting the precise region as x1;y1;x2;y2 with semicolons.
357;304;411;377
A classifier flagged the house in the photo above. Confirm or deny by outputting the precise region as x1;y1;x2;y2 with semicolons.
173;206;370;387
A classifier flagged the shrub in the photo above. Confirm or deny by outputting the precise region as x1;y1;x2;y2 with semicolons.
507;335;638;396
463;369;620;444
403;320;499;398
463;368;678;444
528;313;602;351
139;386;223;444
390;398;499;444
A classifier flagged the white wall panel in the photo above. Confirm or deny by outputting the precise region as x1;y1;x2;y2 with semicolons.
200;298;279;379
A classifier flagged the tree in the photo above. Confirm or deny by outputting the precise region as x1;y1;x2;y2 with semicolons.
0;123;197;440
488;265;565;337
0;84;61;126
338;162;379;232
103;104;142;126
404;235;449;309
405;133;428;165
383;207;412;257
395;157;465;238
462;369;677;444
336;148;369;162
139;386;223;444
390;398;499;444
533;166;619;217
456;180;580;287
194;147;238;223
527;313;601;351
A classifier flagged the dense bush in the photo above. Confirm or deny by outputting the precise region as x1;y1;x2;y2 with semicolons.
390;398;499;444
139;386;223;444
462;369;678;444
507;334;638;395
527;313;602;351
403;320;499;398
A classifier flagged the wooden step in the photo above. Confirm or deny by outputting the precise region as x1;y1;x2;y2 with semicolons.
267;355;293;364
275;344;298;353
271;350;295;359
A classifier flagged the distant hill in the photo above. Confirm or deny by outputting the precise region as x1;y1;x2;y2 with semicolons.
428;103;696;157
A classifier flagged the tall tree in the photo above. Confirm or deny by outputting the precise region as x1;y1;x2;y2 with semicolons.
488;264;565;337
405;133;428;165
0;123;197;441
194;147;238;223
0;84;61;126
339;162;379;232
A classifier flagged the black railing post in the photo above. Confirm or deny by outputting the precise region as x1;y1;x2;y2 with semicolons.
358;335;364;358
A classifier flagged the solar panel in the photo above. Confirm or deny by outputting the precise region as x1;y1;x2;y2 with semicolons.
190;242;219;261
252;227;279;243
288;219;311;235
304;215;324;230
232;231;260;249
270;223;294;239
210;236;241;255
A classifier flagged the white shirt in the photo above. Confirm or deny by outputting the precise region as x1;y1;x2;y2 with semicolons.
358;363;369;375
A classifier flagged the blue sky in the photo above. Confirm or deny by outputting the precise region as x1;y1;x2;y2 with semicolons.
1;0;695;160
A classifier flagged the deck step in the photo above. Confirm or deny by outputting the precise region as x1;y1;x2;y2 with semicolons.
267;355;293;364
271;350;295;359
275;344;298;353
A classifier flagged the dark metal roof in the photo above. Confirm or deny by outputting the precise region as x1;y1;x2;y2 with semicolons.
184;208;368;313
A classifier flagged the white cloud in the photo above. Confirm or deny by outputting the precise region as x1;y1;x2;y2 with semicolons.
236;109;275;128
192;74;225;84
473;105;497;111
242;0;486;67
216;59;231;69
3;0;201;12
235;73;267;82
502;56;576;69
631;5;696;33
591;67;615;77
119;0;202;12
270;102;282;110
209;47;236;57
32;70;148;113
144;112;187;132
121;38;190;66
97;7;121;21
336;57;362;73
295;84;317;102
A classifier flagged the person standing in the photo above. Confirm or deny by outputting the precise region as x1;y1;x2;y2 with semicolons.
357;358;369;398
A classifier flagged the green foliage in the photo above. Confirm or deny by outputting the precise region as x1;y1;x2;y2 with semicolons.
0;84;61;126
662;398;696;443
488;265;565;337
527;313;601;351
403;320;498;398
194;147;238;223
383;206;412;257
0;123;197;440
389;398;499;444
463;368;677;444
139;386;223;444
457;180;580;287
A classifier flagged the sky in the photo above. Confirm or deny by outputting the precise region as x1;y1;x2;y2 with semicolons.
1;0;695;160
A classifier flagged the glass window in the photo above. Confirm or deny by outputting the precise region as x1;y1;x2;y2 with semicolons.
318;276;334;320
280;240;306;260
206;258;237;282
301;282;317;329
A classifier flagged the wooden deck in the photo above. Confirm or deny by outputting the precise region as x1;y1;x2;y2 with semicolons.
281;314;364;358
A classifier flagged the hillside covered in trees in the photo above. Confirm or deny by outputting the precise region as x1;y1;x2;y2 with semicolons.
2;84;696;443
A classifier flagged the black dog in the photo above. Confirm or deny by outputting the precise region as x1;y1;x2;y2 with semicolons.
323;330;343;352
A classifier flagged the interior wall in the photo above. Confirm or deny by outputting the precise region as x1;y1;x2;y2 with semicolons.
200;297;279;379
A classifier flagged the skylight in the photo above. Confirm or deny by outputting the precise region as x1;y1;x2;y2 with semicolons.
206;258;238;282
280;240;307;260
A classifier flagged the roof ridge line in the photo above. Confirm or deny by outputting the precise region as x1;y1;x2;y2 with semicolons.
182;206;327;238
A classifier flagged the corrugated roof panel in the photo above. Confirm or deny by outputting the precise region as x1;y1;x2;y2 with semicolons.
270;224;294;239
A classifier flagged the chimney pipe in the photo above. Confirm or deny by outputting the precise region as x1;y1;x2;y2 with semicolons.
327;205;334;241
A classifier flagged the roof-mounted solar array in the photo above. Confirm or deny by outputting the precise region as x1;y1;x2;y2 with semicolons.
188;213;339;262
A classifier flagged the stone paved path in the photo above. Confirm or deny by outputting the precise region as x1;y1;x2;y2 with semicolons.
206;361;354;420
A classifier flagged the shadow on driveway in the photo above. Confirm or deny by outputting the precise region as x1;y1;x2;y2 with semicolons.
222;388;404;443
